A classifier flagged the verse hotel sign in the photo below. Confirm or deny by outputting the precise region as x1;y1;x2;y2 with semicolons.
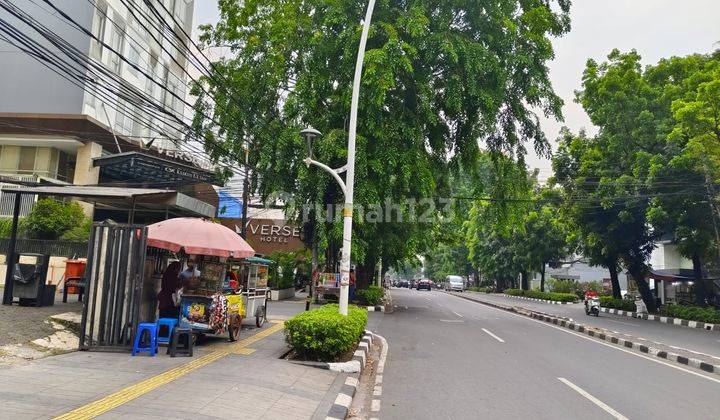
221;218;305;255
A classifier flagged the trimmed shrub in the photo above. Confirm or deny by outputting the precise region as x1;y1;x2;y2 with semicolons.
548;278;580;294
356;285;384;306
284;304;368;361
599;297;636;312
504;288;577;302
659;304;720;324
468;286;491;293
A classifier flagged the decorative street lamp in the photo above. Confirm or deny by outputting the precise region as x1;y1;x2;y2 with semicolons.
300;126;321;161
302;0;377;316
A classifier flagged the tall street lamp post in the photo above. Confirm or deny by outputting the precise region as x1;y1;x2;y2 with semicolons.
300;0;376;317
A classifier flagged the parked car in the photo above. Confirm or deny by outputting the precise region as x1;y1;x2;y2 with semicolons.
417;279;432;290
445;275;465;292
397;280;409;288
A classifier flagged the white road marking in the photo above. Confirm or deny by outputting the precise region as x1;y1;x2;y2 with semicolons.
451;295;720;384
440;319;464;323
371;399;381;411
606;319;637;327
558;377;628;420
482;328;505;343
452;310;464;318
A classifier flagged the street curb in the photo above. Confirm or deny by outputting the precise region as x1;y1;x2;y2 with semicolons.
501;293;577;305
326;330;374;420
600;307;720;332
450;293;720;377
366;306;385;312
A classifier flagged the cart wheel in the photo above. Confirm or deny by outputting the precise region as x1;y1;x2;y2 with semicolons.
228;315;242;341
255;307;265;328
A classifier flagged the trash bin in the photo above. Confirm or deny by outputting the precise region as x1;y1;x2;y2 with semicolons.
11;253;51;307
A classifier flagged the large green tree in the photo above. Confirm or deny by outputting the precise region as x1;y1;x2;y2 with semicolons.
194;0;571;287
646;52;720;306
562;49;720;309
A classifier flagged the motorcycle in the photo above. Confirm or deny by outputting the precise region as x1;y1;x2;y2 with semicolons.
585;297;600;316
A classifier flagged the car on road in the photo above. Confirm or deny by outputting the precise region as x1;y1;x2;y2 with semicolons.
397;280;409;288
444;275;465;292
416;279;432;290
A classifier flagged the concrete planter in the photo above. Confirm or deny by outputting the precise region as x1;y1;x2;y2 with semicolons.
269;287;295;301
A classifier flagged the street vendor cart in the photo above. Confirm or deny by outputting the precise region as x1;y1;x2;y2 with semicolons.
315;272;341;302
228;257;271;328
146;218;257;342
179;261;247;341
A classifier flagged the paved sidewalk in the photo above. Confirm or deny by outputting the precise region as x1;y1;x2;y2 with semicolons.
0;302;344;420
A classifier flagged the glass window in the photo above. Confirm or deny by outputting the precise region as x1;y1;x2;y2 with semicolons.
18;147;36;173
146;54;159;100
34;147;51;175
0;146;20;172
134;108;150;138
90;2;107;58
127;44;140;76
108;20;125;73
174;0;187;23
49;149;59;178
116;99;135;135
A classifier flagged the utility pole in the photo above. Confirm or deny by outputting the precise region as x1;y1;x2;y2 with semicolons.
240;144;249;239
300;0;376;316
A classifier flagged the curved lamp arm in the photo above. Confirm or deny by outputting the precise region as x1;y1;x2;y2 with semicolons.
304;157;347;195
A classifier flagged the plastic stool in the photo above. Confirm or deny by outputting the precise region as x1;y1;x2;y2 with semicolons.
157;318;178;345
168;327;193;357
132;322;159;356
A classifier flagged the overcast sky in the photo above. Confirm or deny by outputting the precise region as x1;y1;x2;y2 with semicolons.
192;1;720;180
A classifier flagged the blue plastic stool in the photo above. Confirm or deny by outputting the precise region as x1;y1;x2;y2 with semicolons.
157;318;178;345
132;322;159;356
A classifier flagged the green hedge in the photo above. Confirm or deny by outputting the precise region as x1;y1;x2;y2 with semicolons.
468;286;491;293
356;285;384;306
599;297;637;312
284;304;368;362
504;289;577;302
659;304;720;324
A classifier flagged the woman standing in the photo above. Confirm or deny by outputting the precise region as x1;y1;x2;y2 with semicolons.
157;261;182;319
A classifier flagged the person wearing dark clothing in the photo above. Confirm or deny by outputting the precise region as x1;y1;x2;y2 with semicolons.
349;268;356;302
157;261;182;319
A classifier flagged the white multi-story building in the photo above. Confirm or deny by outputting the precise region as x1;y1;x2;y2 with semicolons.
0;0;218;219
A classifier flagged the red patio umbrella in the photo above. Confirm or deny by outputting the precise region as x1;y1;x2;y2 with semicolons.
147;217;255;258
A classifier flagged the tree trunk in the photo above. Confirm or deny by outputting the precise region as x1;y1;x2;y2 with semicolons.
628;268;657;313
474;268;481;287
608;263;621;299
521;271;529;291
540;264;546;292
691;252;708;307
355;258;376;291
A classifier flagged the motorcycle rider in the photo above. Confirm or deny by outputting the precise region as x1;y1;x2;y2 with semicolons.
584;290;600;315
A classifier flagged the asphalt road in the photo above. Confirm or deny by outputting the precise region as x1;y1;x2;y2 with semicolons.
473;292;720;360
374;288;720;420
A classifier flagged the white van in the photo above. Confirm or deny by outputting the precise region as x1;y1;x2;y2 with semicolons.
445;275;465;292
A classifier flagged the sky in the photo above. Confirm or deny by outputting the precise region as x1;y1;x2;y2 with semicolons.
192;0;720;181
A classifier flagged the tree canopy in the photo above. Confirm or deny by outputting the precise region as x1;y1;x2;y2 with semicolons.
194;0;572;282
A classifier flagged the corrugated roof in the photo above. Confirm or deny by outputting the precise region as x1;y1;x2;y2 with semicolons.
0;185;174;199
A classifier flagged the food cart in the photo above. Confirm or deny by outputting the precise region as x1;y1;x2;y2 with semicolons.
179;259;246;341
228;257;271;328
315;272;341;302
144;218;257;342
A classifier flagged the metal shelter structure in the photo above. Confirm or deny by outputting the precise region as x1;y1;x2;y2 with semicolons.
1;185;208;305
78;222;148;351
